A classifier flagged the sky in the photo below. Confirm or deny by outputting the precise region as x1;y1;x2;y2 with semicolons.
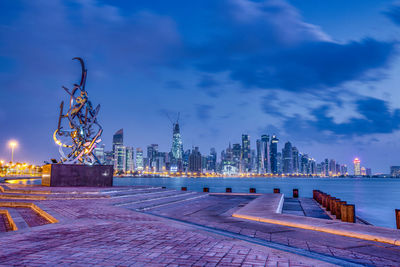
1;0;400;173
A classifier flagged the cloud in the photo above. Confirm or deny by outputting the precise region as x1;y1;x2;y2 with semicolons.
196;104;214;121
384;3;400;26
0;0;182;93
281;97;400;141
191;0;397;92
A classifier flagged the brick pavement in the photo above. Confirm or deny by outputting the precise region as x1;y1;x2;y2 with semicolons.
0;184;334;266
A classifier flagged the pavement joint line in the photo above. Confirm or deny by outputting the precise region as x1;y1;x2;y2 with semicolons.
137;194;209;211
142;211;367;267
101;187;160;194
110;189;175;199
114;191;199;207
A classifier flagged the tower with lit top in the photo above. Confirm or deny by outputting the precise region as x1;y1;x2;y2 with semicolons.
353;158;361;176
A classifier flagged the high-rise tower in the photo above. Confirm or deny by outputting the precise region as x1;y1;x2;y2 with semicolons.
353;158;361;176
170;114;183;172
241;134;251;173
282;142;293;174
270;135;279;174
261;135;270;173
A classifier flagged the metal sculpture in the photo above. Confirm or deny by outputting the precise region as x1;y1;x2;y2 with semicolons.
53;57;102;165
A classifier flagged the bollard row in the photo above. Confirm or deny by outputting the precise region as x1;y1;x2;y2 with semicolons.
313;190;355;223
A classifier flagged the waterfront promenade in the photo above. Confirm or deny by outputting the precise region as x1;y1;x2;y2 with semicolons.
0;183;400;266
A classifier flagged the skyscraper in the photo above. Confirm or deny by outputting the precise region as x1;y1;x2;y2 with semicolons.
171;119;183;171
188;147;202;173
232;143;241;170
282;142;293;174
241;135;251;172
292;147;299;174
261;135;270;173
135;148;144;171
125;147;134;173
147;144;159;171
353;158;361;176
112;129;123;154
93;144;105;164
256;139;264;174
270;135;279;174
114;145;126;173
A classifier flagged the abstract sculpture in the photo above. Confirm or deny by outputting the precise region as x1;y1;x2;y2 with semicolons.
53;57;103;165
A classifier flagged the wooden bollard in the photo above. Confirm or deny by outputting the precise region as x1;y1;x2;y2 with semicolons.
328;197;336;212
181;187;187;191
336;201;346;219
326;196;332;211
330;198;339;215
162;186;166;189
396;209;400;229
341;204;355;223
273;188;280;193
313;190;318;200
203;187;209;193
322;194;329;208
226;187;232;193
249;188;256;193
293;189;299;198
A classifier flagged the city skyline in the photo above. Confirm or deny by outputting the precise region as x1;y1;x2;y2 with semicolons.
2;0;400;172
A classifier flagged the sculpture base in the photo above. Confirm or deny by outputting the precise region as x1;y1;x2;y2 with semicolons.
42;164;113;187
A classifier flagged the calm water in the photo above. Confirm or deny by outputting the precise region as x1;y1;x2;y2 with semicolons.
5;177;400;229
115;177;400;229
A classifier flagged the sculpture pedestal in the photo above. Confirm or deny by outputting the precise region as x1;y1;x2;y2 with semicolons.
42;164;113;187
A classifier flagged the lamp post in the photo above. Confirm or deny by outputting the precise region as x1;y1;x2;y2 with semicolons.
8;140;18;163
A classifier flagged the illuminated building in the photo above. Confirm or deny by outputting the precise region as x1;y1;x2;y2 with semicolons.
324;159;329;176
390;166;400;177
113;129;123;155
282;142;293;174
207;148;217;171
147;144;158;170
93;144;105;164
261;135;270;173
232;143;241;170
170;119;183;171
353;158;361;176
188;147;202;172
241;134;251;172
114;145;126;173
125;147;134;172
135;148;144;171
329;159;336;176
361;166;366;176
270;135;279;174
292;147;299;174
256;139;264;174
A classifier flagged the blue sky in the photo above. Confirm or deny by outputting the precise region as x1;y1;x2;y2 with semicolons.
1;0;400;173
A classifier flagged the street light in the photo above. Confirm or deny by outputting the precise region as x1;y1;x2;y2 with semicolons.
8;140;18;163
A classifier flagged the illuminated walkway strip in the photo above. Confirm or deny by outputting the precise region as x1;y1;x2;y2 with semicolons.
232;194;400;246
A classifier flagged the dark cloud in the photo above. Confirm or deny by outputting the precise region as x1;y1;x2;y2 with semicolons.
196;104;214;121
281;97;400;141
191;0;397;92
384;3;400;26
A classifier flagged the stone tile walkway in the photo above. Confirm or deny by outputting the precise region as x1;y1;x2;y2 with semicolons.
0;184;334;266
